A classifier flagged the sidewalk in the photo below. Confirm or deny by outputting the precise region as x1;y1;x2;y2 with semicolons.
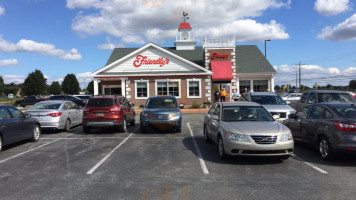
135;108;209;114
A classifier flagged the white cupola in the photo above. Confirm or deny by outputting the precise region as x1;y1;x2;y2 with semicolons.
174;12;196;50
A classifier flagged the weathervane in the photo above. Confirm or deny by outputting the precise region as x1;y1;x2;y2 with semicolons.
182;11;189;22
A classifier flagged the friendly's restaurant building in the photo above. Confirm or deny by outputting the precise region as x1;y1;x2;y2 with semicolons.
91;22;276;106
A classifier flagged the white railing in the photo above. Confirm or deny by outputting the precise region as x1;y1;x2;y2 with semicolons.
203;37;235;48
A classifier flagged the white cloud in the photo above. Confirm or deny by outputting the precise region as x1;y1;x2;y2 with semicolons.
0;6;4;15
0;35;82;60
2;75;26;84
76;72;93;89
67;0;291;43
0;59;19;66
318;14;356;41
314;0;350;16
274;64;355;87
97;36;125;50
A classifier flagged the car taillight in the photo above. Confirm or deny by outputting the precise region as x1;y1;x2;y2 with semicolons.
47;112;62;117
109;106;121;112
334;122;356;131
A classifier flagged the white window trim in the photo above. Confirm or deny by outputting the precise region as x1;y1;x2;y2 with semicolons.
155;79;181;99
187;78;201;98
135;80;149;99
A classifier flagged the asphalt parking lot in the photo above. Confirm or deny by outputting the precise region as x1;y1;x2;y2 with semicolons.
1;114;356;200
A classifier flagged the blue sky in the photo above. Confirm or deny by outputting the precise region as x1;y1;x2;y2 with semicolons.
0;0;356;88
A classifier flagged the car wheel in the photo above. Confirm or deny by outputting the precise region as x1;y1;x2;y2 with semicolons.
218;135;228;160
31;125;41;142
175;126;181;133
118;118;127;133
83;126;91;133
130;117;135;127
280;155;290;160
64;119;71;132
140;126;147;133
319;136;334;160
203;125;212;143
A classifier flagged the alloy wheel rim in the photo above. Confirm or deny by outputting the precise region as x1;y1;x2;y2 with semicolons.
124;119;127;130
34;126;40;140
218;139;223;156
66;120;70;131
0;137;2;151
319;139;329;157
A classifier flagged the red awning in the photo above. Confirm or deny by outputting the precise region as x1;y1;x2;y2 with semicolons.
211;61;233;80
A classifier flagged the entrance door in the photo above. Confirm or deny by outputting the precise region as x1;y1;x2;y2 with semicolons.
104;87;122;95
212;83;231;102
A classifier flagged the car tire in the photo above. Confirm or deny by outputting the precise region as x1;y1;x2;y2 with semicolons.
118;118;127;133
83;126;91;133
175;126;181;133
203;125;212;143
64;119;71;132
140;126;147;133
218;135;228;160
280;155;290;160
130;117;135;127
319;136;334;160
31;125;41;142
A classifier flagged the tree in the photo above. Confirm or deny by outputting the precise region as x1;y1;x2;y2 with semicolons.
22;69;47;95
349;80;356;89
62;74;80;94
274;85;281;90
86;80;101;95
4;84;20;96
0;76;4;96
48;81;62;95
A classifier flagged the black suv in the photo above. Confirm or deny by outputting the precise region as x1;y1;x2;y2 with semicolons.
290;90;356;111
49;95;87;107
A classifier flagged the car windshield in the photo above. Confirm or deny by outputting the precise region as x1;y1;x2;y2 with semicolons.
333;106;356;119
77;96;91;100
251;95;286;105
318;93;355;103
87;98;116;107
29;102;61;110
222;106;274;122
145;97;178;108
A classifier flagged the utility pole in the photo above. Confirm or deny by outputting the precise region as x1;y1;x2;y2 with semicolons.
295;62;306;91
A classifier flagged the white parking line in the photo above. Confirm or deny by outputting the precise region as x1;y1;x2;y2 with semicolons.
187;123;209;175
292;154;328;174
0;138;62;164
86;127;139;175
41;136;185;140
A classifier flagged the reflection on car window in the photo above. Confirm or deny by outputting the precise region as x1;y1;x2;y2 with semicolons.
222;106;273;122
309;106;324;119
0;107;11;119
8;107;24;118
318;93;355;103
334;106;356;119
297;106;311;119
251;95;286;105
87;99;116;107
146;97;178;108
29;103;61;110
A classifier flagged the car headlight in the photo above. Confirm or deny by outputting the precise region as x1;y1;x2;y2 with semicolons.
226;132;248;142
169;112;181;119
281;132;293;141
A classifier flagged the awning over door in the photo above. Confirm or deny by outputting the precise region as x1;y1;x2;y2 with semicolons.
211;61;233;80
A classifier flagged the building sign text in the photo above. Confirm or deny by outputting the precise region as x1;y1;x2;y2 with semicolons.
133;55;170;67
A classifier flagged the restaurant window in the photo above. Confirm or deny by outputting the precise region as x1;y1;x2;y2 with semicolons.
253;80;268;92
156;80;181;98
135;80;149;99
187;79;201;98
239;80;250;92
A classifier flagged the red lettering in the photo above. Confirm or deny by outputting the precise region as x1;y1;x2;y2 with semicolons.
211;52;228;59
133;55;170;67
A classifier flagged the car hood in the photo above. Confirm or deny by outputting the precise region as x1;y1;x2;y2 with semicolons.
262;104;296;113
142;108;180;113
221;121;290;136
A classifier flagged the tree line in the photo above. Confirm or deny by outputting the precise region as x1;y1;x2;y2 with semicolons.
275;80;356;93
0;69;97;97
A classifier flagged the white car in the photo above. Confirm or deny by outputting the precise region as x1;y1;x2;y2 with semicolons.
282;93;302;101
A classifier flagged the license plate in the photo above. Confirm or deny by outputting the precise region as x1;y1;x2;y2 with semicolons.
96;113;104;117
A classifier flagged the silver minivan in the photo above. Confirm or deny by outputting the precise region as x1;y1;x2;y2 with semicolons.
204;102;294;160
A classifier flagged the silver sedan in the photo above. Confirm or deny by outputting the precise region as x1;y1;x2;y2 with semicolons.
26;100;83;132
204;102;294;160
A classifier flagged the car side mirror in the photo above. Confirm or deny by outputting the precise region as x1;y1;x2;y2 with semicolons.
139;104;144;108
210;114;219;120
273;114;280;120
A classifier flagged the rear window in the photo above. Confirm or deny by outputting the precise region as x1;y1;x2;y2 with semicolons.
29;102;61;110
87;98;116;107
251;95;286;105
333;106;356;119
318;93;355;103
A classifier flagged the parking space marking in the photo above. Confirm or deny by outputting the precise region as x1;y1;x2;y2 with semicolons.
86;127;139;175
292;154;328;174
41;136;185;140
0;138;62;164
187;123;209;175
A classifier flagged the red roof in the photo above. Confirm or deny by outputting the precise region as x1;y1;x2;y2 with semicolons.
211;61;233;80
178;22;192;30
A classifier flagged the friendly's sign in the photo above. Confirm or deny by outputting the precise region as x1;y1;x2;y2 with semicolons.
133;55;170;67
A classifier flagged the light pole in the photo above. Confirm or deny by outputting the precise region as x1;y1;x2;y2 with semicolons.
264;39;271;58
